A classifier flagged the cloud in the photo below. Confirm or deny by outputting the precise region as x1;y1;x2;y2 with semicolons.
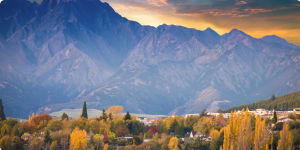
166;0;300;17
102;0;300;45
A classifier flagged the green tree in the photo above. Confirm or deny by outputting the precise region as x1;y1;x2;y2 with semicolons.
100;109;108;121
1;124;11;136
81;101;88;119
272;111;277;124
0;99;6;121
44;129;52;144
47;119;63;132
124;111;131;120
200;109;208;118
61;112;69;120
271;94;276;101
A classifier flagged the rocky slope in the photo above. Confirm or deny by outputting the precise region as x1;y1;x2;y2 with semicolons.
0;0;300;117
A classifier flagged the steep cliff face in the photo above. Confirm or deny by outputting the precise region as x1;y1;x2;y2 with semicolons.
0;0;300;117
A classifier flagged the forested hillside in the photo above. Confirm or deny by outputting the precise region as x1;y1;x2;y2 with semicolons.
226;91;300;112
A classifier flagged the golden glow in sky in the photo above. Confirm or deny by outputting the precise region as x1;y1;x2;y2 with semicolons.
103;0;300;45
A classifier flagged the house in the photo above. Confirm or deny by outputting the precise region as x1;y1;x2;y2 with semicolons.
294;108;300;116
184;131;212;143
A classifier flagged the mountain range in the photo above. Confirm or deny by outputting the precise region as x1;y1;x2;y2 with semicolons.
0;0;300;118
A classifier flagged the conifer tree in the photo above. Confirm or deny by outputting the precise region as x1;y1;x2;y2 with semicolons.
124;111;131;120
44;129;52;144
101;109;108;121
81;101;88;119
272;110;277;124
0;99;6;121
61;112;69;120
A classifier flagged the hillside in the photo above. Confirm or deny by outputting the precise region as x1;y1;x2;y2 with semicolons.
1;0;300;117
226;91;300;112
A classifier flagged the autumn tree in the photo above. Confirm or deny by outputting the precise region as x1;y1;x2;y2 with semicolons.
277;123;293;150
116;125;130;137
50;141;59;150
81;101;88;119
47;119;63;132
107;105;123;120
70;128;87;150
168;137;180;150
93;134;104;150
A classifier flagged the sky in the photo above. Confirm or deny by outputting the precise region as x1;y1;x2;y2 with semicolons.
102;0;300;45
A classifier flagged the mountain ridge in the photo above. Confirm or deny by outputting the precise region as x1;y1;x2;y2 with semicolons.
0;0;300;117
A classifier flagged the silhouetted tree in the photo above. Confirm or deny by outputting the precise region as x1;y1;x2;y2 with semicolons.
81;101;88;119
61;112;69;120
271;94;276;101
272;110;277;124
0;99;6;121
200;109;207;117
124;111;131;120
100;109;108;121
44;129;52;144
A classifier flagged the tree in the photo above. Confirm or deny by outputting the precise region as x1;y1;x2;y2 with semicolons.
107;106;123;120
61;112;69;120
70;128;87;150
271;94;276;101
272;110;277;124
47;119;63;132
0;136;22;150
103;144;109;150
124;111;131;120
0;99;6;121
81;101;88;119
1;124;11;136
200;109;208;117
100;109;108;121
115;125;129;137
44;129;52;144
93;134;104;150
168;137;180;150
277;123;293;150
50;141;59;150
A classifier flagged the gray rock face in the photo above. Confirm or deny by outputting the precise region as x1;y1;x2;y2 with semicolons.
0;0;300;117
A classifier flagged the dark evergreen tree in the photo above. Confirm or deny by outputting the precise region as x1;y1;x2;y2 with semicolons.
0;99;6;121
200;109;207;117
61;112;69;120
44;129;52;144
272;110;277;124
81;101;88;118
109;112;113;120
124;111;131;120
101;109;108;121
271;94;276;101
169;120;178;134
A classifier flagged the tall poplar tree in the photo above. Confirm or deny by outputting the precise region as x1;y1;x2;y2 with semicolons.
81;101;88;119
0;99;6;121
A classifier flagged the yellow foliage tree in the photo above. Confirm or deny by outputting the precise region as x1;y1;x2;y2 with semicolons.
103;144;109;150
210;129;220;140
168;137;180;150
99;120;111;135
223;109;271;150
254;116;270;150
106;106;123;120
277;123;293;150
70;128;87;150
